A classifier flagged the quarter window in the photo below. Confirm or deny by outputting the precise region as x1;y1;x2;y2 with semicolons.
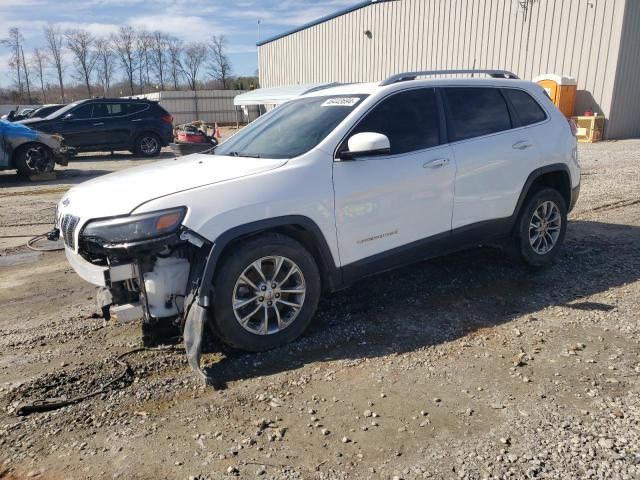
127;103;148;115
350;88;440;155
444;87;512;141
503;89;547;126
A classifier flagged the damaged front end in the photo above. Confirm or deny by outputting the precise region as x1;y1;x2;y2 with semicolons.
46;133;75;167
64;207;214;383
0;120;75;172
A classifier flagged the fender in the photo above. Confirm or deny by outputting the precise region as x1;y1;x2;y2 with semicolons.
197;215;342;307
508;162;572;228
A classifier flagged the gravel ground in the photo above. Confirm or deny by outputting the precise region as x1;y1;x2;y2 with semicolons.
0;141;639;480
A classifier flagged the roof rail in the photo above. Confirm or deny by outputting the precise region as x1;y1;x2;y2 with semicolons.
380;69;520;86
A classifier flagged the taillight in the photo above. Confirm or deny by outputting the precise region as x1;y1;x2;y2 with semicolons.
568;118;577;137
161;114;174;124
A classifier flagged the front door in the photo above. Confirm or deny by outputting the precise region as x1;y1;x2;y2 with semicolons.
60;103;99;148
333;88;455;270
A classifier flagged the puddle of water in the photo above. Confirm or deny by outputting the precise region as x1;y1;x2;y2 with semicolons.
0;250;43;266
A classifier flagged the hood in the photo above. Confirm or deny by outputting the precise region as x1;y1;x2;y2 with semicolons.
17;117;46;126
0;119;38;140
59;153;287;220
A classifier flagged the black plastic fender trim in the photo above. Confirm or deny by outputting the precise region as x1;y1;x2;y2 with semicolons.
508;163;572;229
197;215;341;307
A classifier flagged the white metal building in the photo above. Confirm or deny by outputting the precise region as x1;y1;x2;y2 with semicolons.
257;0;640;139
132;90;245;125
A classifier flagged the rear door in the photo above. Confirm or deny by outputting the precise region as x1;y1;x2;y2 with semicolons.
443;86;540;230
90;102;133;148
333;87;456;268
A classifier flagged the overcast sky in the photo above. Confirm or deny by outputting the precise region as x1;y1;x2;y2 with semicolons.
0;0;355;88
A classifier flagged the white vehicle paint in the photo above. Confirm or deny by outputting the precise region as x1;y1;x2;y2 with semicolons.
56;70;580;363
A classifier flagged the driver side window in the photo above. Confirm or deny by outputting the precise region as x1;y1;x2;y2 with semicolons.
349;88;440;155
71;104;93;120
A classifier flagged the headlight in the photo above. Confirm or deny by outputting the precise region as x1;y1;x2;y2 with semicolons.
82;207;186;244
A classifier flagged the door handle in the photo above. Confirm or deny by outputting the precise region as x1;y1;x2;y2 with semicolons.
92;122;104;126
131;118;142;122
512;140;533;150
423;158;450;168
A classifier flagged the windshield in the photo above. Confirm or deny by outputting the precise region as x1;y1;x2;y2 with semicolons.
215;94;368;159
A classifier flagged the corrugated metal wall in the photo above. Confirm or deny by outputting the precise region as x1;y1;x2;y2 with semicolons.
133;90;246;125
259;0;634;138
609;0;640;139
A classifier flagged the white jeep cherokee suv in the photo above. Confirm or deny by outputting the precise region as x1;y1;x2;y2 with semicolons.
57;70;580;378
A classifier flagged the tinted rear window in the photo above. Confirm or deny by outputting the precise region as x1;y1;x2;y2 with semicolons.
444;87;512;141
504;89;547;126
350;88;440;154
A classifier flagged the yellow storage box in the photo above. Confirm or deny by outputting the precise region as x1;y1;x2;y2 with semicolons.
571;115;605;143
533;74;577;118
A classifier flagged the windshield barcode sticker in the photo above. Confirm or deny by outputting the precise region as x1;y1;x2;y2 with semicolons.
321;97;361;107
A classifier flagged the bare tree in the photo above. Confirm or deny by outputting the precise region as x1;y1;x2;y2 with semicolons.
111;26;137;95
19;44;33;103
150;31;168;90
166;36;183;90
32;48;48;103
178;42;208;90
95;38;115;96
135;30;152;93
2;28;25;100
66;29;97;96
44;24;65;102
208;35;232;89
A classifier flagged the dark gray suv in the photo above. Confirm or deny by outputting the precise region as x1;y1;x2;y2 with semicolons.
19;98;174;157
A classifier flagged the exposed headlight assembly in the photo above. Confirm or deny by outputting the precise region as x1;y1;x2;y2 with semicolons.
82;207;187;245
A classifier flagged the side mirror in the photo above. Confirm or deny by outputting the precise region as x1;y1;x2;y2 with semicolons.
340;132;390;159
62;113;74;121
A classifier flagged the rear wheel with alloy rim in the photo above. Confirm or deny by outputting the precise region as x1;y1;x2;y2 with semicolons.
213;233;320;351
516;188;567;268
135;133;161;157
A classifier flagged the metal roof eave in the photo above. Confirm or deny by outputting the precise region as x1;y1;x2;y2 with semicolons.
256;0;395;47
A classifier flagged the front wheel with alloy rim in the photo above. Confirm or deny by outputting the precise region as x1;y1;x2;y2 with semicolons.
134;133;161;157
15;144;55;176
212;233;321;351
515;188;568;268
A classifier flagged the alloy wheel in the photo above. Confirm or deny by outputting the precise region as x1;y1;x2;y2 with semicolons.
528;200;562;255
232;256;306;335
25;145;54;173
140;136;159;154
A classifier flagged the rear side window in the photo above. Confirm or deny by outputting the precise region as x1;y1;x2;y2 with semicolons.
350;88;440;155
444;87;512;141
503;89;547;126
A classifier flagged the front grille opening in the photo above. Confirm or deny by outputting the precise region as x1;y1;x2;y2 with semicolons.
61;214;80;249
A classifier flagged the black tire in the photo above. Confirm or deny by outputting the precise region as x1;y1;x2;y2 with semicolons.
14;143;55;176
134;132;161;157
515;188;567;268
212;233;321;352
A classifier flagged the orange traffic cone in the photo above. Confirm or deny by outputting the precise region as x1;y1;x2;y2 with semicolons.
214;122;221;139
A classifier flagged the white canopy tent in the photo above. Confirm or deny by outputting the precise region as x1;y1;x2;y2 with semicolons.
233;83;338;107
233;83;338;126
